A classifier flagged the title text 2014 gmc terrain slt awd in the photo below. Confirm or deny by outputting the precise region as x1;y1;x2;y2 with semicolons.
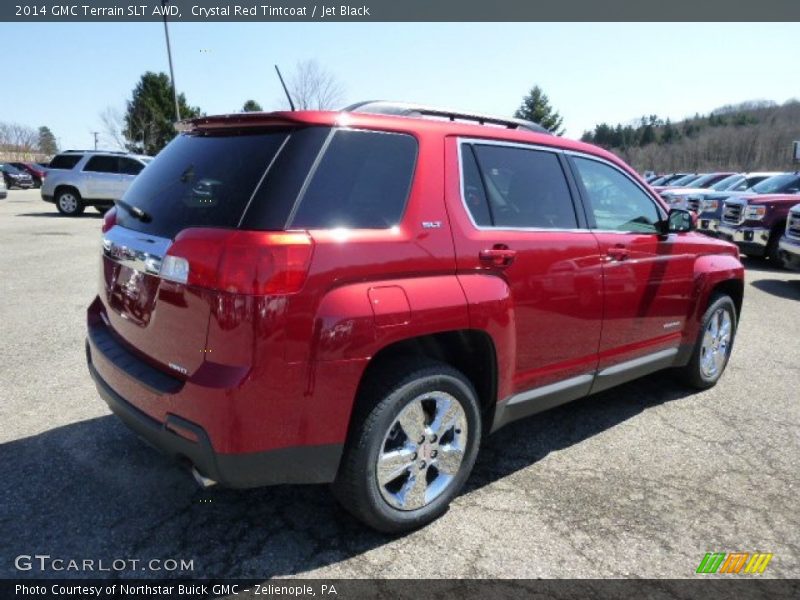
87;103;745;532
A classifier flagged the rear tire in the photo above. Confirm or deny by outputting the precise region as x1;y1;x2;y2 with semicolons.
678;294;737;390
56;189;84;216
332;359;482;533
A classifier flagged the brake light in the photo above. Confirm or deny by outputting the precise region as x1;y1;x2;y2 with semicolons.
101;207;117;233
162;229;314;295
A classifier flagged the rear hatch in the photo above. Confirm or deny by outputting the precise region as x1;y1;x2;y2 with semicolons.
100;128;299;376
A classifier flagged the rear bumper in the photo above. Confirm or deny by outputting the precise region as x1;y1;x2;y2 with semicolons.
717;224;769;256
86;325;343;488
779;236;800;270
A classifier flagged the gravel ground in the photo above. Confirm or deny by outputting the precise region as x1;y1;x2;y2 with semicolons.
1;188;798;579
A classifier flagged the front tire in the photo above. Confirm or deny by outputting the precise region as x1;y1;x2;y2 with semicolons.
678;294;737;390
332;359;482;533
56;189;84;216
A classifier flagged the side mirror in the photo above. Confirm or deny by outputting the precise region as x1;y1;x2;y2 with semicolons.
665;208;694;233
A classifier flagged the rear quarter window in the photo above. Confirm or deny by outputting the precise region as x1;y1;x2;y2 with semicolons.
288;129;417;229
48;154;82;170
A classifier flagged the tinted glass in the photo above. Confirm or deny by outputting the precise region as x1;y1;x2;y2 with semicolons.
710;174;743;191
241;127;330;230
469;144;577;229
1;164;22;174
116;130;289;238
669;174;701;187
289;129;417;229
119;158;145;175
573;157;662;233
48;154;82;170
83;155;119;173
460;145;492;226
752;173;800;194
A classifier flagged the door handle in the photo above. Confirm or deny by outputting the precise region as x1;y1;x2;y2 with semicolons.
479;245;517;267
606;247;629;262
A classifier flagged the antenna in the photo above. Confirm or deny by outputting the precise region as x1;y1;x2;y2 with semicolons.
274;65;295;112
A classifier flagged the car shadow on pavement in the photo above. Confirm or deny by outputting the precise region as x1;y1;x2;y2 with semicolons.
739;256;785;273
0;370;694;580
749;278;800;301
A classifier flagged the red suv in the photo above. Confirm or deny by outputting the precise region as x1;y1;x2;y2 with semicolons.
87;102;744;532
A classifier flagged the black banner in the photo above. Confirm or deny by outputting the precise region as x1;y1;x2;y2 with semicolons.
3;0;800;22
2;579;800;600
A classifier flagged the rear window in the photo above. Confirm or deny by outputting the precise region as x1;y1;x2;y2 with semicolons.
48;154;82;170
115;130;290;238
288;129;417;229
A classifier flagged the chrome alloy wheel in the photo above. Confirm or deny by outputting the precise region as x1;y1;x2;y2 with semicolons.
58;193;78;213
700;307;732;379
376;391;468;511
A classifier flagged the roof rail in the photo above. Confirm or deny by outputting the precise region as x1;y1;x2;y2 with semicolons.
63;149;128;154
343;101;552;135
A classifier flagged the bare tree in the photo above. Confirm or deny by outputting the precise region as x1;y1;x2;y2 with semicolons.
99;106;128;150
0;121;39;159
284;60;345;110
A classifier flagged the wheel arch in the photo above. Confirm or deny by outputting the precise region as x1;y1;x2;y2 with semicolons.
350;330;499;437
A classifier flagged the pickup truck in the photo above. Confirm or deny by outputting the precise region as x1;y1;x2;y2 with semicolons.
718;191;800;262
778;204;800;270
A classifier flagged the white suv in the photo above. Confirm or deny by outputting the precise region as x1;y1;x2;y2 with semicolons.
41;151;152;216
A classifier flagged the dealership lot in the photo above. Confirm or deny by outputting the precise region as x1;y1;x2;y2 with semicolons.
0;187;798;578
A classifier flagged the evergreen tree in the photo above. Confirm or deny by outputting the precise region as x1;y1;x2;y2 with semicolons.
37;126;58;155
242;99;263;112
123;72;201;155
514;85;565;135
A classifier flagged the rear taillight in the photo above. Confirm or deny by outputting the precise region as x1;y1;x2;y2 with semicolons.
162;228;314;295
101;207;117;233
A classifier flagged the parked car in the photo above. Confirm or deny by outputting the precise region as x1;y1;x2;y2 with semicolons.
651;173;694;191
778;204;800;270
41;150;152;216
695;172;787;236
1;163;35;189
0;174;6;199
87;102;744;533
649;173;689;187
660;172;737;209
9;161;46;187
718;173;800;261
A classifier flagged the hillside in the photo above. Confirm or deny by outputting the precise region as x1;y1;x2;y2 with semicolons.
580;100;800;172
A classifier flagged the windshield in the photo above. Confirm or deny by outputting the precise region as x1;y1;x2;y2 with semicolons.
751;173;800;194
668;174;700;187
710;174;743;191
1;164;22;174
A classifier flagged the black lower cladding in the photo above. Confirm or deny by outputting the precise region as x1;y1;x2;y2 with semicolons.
86;343;343;488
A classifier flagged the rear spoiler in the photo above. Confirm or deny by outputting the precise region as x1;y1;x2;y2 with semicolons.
175;112;316;132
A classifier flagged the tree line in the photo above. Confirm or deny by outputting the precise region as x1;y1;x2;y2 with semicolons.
0;123;58;159
580;100;800;171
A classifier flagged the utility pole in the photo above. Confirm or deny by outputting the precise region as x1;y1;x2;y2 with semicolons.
91;132;99;150
161;0;181;122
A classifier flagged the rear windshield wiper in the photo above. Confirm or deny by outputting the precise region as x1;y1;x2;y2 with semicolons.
116;199;151;223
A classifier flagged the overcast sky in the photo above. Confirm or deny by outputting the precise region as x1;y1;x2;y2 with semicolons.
3;22;798;150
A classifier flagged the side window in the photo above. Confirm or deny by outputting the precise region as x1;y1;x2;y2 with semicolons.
460;145;492;226
48;154;82;170
572;157;662;233
119;158;144;176
83;155;119;174
289;129;417;229
470;144;577;229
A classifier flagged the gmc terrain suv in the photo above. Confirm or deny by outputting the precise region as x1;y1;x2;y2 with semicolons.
41;150;152;216
87;103;745;532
